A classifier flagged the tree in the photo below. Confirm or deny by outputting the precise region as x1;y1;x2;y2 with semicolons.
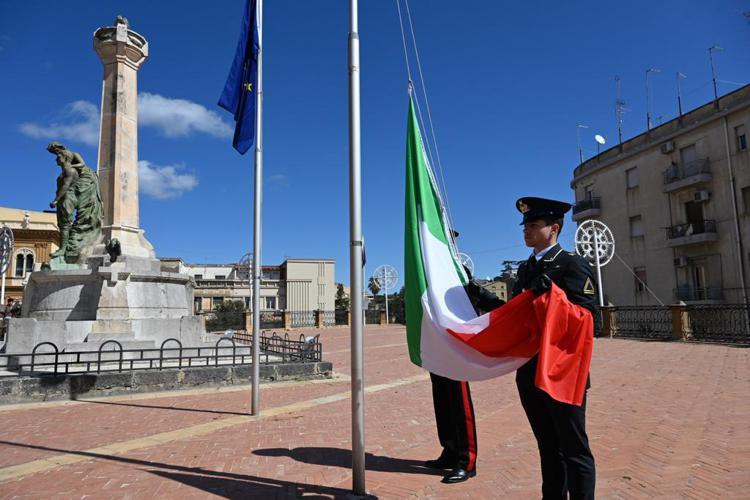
335;283;350;310
205;299;245;332
368;275;381;296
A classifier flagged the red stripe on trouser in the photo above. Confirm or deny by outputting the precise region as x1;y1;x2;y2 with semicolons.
460;381;477;471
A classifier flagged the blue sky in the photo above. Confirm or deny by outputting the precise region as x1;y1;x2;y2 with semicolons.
1;1;748;286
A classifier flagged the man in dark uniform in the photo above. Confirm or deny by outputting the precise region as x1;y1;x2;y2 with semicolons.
512;196;597;500
424;231;504;484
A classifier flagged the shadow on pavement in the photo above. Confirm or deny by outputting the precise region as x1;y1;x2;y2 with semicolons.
0;440;372;499
254;447;443;476
74;398;248;416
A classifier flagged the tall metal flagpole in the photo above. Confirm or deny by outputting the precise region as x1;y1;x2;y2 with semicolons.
348;0;366;494
251;0;263;416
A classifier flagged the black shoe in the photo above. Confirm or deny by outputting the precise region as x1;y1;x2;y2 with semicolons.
441;467;476;484
423;457;456;470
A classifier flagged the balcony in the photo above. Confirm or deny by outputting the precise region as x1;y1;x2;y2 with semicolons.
673;286;724;302
666;219;718;247
572;197;601;222
662;159;712;193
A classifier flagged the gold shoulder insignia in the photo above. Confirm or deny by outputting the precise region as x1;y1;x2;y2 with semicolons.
568;252;576;256
583;277;595;295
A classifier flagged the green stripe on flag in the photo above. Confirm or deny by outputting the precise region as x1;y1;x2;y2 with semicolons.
404;98;451;365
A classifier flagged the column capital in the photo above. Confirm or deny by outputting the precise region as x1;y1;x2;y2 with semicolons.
93;19;148;69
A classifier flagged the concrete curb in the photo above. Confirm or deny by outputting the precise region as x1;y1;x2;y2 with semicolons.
0;361;333;405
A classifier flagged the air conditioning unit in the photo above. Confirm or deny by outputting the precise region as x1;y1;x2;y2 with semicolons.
694;190;711;202
673;256;689;267
660;141;675;154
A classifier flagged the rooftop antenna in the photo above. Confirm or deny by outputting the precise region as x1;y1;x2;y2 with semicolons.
576;124;589;164
676;72;687;117
614;75;627;145
708;45;724;106
645;68;661;131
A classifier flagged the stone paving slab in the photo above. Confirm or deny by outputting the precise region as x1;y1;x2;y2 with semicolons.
0;326;747;499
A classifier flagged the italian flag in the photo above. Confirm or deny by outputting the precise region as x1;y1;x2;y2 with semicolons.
403;98;593;405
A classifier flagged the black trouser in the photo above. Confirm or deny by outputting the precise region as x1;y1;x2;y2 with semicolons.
516;356;595;500
430;372;477;471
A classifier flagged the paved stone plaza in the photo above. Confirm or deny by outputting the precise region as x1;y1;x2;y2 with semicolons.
0;326;747;499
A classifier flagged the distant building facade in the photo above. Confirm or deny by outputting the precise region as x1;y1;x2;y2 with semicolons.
0;207;59;302
571;85;750;305
479;278;509;303
160;257;336;314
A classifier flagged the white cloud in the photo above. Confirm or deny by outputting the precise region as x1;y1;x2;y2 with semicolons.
268;174;289;187
138;160;198;200
138;92;232;139
19;93;232;147
19;100;99;146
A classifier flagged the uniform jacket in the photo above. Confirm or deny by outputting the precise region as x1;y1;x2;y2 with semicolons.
512;244;597;314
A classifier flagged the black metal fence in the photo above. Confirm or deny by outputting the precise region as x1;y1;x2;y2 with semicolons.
0;334;323;379
365;310;381;324
601;304;749;345
230;330;322;362
612;306;673;340
334;309;349;326
260;310;284;329
688;305;750;344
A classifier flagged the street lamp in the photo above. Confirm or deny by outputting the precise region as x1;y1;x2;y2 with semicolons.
645;68;661;131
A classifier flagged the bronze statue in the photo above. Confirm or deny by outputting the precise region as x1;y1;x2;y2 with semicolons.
47;142;103;261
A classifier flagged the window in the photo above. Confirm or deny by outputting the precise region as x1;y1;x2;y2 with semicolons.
629;215;644;237
215;275;226;280
742;186;750;215
634;267;647;293
736;124;747;152
212;297;224;309
194;274;203;280
193;297;202;313
14;250;34;278
680;144;698;165
626;167;639;188
264;297;276;310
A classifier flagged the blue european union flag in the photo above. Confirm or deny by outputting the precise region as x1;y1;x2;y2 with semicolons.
218;0;259;155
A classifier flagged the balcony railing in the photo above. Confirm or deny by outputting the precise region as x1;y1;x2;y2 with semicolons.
666;219;716;239
572;197;601;215
662;158;711;185
674;287;724;302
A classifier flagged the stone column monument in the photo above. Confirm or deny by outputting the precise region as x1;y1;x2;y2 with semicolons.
93;16;155;262
4;17;207;355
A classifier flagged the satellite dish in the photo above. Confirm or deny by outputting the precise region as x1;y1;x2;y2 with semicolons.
574;220;615;266
594;134;606;145
458;252;474;277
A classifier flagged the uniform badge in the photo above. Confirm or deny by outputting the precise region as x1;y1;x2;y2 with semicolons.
583;277;595;295
518;201;530;213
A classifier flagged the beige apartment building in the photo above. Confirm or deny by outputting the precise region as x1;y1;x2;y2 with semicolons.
160;257;336;314
0;207;59;302
571;85;750;306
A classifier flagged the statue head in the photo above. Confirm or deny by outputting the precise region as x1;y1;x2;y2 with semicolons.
46;142;65;154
